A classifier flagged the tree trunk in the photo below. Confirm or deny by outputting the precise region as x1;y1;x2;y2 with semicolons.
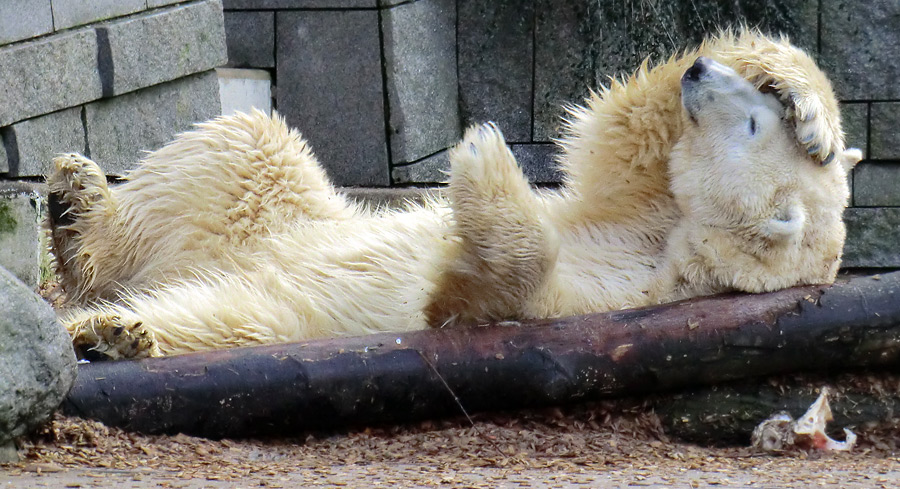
63;272;900;438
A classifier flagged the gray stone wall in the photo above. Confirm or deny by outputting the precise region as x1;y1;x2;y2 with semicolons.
0;0;227;285
224;0;899;267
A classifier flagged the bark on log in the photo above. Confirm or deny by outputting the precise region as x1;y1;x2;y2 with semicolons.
654;371;900;446
63;272;900;438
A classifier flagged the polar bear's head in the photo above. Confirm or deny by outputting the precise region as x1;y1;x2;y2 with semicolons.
668;57;861;293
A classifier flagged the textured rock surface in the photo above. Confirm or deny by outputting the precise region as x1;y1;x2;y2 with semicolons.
383;0;460;165
458;0;534;143
843;208;900;268
0;265;77;449
0;182;46;288
0;29;101;126
103;0;228;97
870;102;900;160
840;102;868;159
51;0;147;31
0;0;53;45
224;0;376;7
853;163;900;207
820;0;900;100
2;107;86;177
391;151;449;185
224;10;275;68
276;10;388;186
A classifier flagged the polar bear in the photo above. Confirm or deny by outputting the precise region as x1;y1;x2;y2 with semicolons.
47;30;860;359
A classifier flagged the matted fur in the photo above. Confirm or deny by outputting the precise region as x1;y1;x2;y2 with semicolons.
48;30;859;358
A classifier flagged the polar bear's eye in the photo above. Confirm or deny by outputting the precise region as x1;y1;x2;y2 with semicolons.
749;117;758;135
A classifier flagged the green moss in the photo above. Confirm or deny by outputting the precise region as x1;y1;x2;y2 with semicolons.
0;202;16;234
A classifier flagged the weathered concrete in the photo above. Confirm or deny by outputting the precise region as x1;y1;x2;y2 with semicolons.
0;264;77;451
820;0;900;100
391;151;449;185
853;163;900;208
0;182;46;288
870;102;900;160
840;102;868;159
218;68;272;116
276;10;389;186
224;0;376;7
224;10;274;68
85;71;222;176
843;207;900;268
458;0;534;143
383;0;460;165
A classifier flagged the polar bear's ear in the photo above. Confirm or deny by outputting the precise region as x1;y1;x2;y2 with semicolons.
764;203;806;241
839;148;863;171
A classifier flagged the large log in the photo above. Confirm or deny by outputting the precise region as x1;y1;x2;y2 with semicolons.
63;272;900;438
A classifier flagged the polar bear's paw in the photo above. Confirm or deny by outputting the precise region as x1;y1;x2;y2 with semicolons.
786;90;843;166
68;312;160;360
449;122;519;188
47;153;111;224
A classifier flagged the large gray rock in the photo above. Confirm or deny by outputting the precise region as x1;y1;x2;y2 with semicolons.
276;10;389;186
85;71;222;176
382;0;460;165
458;0;534;142
0;265;77;456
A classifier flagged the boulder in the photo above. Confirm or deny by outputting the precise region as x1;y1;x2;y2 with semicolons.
0;265;76;460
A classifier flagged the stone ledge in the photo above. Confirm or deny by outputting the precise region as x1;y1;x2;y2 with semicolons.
0;0;53;45
2;107;86;178
51;0;147;31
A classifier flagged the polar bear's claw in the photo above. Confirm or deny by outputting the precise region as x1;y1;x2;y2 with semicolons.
69;313;160;360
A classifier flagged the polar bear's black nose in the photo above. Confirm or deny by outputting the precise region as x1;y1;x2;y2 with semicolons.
684;57;708;82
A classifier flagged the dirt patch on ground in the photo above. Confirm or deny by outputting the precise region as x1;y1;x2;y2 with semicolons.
3;400;899;488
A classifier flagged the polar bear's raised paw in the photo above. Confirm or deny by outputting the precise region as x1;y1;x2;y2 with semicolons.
68;312;160;360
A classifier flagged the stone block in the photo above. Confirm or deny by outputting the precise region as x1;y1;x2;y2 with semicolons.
383;0;460;164
3;107;86;177
458;0;534;142
148;0;187;6
51;0;146;31
853;163;900;207
0;29;101;126
391;151;448;185
840;102;868;158
510;144;562;184
870;102;900;160
224;11;274;68
218;68;272;116
0;182;46;289
821;0;900;100
102;0;228;96
0;0;53;45
85;71;222;176
0;264;77;447
532;0;593;142
843;207;900;268
277;10;389;186
223;0;376;8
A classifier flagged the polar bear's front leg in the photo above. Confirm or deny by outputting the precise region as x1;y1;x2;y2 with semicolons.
714;31;845;165
47;154;122;302
425;123;559;326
